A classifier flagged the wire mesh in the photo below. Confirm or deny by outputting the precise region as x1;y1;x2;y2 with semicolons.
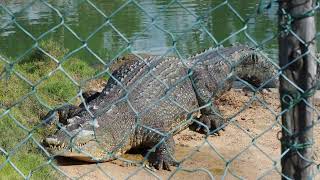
0;0;319;179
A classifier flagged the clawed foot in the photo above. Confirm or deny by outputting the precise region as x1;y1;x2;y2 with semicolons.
192;114;225;135
148;136;178;171
148;150;178;171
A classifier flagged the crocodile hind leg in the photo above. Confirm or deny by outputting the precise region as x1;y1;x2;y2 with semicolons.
190;68;226;135
148;135;178;171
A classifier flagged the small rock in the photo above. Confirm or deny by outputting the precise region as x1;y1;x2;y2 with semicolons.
241;117;246;121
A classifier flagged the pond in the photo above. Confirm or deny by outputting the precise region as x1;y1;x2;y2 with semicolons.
0;0;318;63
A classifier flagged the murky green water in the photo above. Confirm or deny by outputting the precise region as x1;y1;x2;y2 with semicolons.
0;0;318;63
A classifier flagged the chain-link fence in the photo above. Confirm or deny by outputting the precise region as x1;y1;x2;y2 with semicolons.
0;0;319;179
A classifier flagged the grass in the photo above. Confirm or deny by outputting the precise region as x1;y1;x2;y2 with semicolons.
0;40;102;179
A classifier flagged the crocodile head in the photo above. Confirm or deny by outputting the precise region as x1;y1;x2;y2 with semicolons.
43;116;124;162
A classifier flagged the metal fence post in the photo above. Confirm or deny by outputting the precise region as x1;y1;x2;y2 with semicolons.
278;0;317;179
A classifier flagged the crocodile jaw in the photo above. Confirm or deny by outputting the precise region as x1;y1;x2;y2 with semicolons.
44;130;113;162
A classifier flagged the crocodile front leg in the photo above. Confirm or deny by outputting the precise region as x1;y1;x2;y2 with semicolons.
148;135;178;171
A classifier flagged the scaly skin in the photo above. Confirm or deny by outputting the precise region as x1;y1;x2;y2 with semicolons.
43;45;277;170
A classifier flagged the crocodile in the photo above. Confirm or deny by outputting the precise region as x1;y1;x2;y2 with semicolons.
43;45;277;170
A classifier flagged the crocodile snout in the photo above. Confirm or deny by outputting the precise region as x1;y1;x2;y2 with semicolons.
44;130;95;149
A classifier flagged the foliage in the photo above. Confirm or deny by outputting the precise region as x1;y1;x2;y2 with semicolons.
0;40;100;179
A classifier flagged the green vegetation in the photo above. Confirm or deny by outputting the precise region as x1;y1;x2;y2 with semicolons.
0;40;101;179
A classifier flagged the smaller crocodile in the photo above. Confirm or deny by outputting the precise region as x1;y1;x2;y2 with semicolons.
43;45;277;170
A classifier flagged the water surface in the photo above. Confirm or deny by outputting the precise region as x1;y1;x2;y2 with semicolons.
0;0;318;63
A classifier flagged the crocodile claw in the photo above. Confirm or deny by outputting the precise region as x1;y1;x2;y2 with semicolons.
148;136;178;171
149;152;178;171
195;114;225;135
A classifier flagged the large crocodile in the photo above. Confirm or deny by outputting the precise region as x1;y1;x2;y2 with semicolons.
43;45;277;170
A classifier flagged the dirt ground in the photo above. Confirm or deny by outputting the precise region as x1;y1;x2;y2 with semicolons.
55;88;320;180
